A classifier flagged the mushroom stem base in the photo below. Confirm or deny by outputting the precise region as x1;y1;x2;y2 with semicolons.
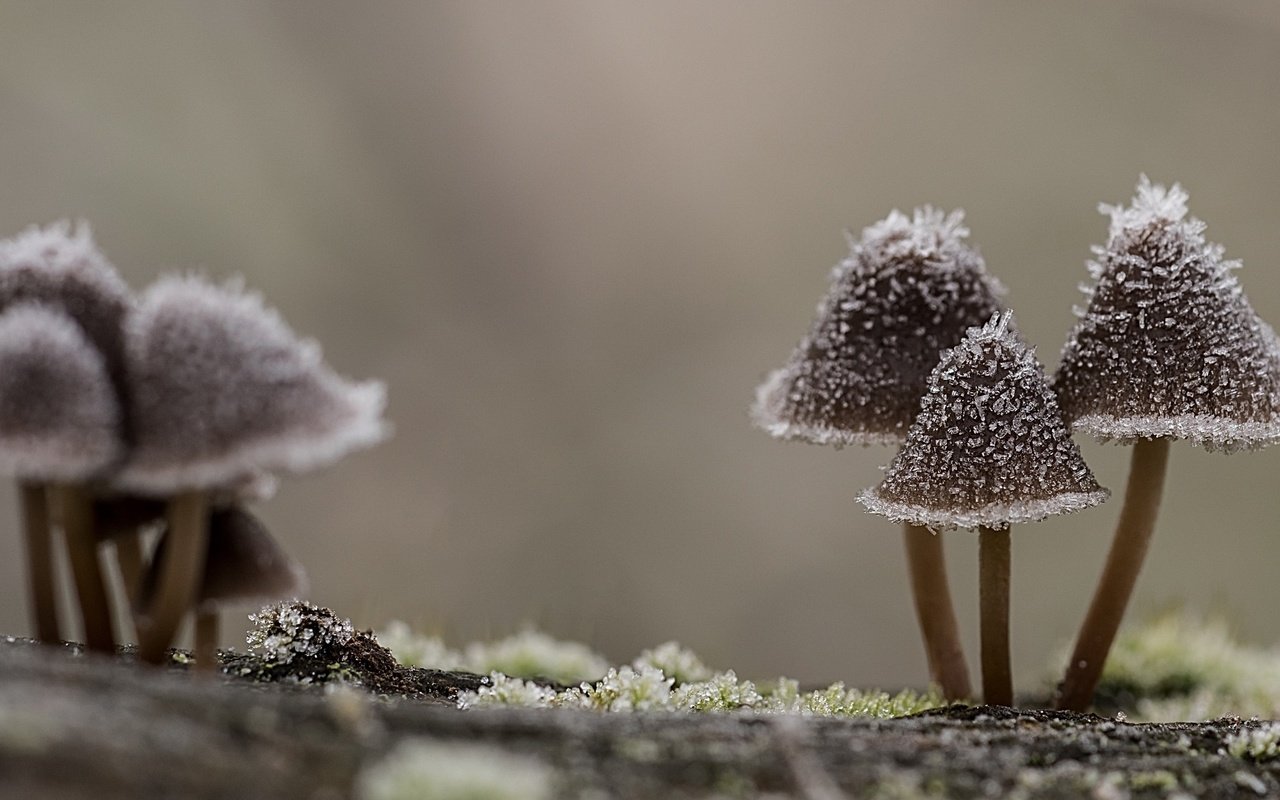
137;491;210;665
902;522;972;701
54;484;115;652
194;611;219;673
20;482;60;643
1056;437;1170;712
979;526;1012;707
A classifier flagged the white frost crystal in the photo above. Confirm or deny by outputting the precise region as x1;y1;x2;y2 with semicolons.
247;600;355;665
355;740;553;800
860;312;1108;531
753;207;1006;447
1054;176;1280;451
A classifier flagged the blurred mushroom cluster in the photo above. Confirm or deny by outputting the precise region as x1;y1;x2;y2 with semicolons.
2;222;387;667
754;176;1280;710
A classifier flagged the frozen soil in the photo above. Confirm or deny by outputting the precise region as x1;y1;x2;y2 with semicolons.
0;637;1277;799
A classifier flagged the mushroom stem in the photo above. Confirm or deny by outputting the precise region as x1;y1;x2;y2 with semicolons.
137;490;209;665
20;482;60;642
53;484;116;652
193;610;219;673
978;525;1012;707
113;532;145;608
1056;436;1170;711
902;522;971;701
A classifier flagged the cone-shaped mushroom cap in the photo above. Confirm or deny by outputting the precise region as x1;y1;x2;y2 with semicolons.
753;208;1007;447
118;275;388;494
0;222;132;389
1054;177;1280;452
860;312;1108;531
0;304;123;480
143;506;308;612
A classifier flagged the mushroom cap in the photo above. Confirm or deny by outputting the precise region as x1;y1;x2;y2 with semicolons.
117;275;388;494
0;304;123;481
143;505;308;612
1054;177;1280;452
752;207;1007;447
0;222;133;398
859;312;1108;531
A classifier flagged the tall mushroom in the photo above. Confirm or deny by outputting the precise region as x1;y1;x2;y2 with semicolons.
0;222;132;648
860;312;1109;705
0;304;124;649
117;275;386;664
1053;177;1280;711
753;207;1007;700
142;505;307;669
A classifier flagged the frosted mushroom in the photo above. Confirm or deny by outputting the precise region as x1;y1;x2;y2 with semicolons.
0;223;132;649
142;505;307;670
752;208;1007;700
1052;177;1280;711
118;275;386;664
860;312;1108;706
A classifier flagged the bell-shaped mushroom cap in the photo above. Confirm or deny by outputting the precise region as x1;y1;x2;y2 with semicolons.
0;222;133;392
117;275;388;494
859;312;1108;531
1054;177;1280;452
0;304;123;481
143;506;308;612
752;208;1007;447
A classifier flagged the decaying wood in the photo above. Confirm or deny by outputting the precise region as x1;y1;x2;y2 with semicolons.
0;638;1276;799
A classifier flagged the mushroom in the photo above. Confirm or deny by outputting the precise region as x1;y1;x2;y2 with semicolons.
1052;177;1280;711
117;274;386;664
142;505;307;670
859;312;1109;706
0;304;124;649
0;223;132;649
752;207;1007;700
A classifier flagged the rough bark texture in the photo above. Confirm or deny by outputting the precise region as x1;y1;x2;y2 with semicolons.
0;638;1277;800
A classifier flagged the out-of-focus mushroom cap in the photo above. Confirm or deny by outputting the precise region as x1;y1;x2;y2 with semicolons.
859;313;1108;532
118;275;388;494
0;304;123;481
1054;177;1280;453
143;506;307;612
0;222;133;390
752;207;1007;447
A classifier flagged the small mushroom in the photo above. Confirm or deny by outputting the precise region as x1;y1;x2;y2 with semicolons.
752;208;1007;700
1052;177;1280;711
859;312;1109;706
143;505;307;670
0;223;132;649
118;275;386;663
0;304;124;650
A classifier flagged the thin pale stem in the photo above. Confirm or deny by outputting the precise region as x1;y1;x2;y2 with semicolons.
902;522;971;701
20;482;60;643
137;491;209;665
194;610;219;673
979;525;1012;707
54;485;115;652
114;533;145;609
1056;437;1170;712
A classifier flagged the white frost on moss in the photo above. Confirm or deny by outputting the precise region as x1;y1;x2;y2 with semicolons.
376;622;466;672
632;641;713;684
673;671;765;712
458;673;558;710
355;740;553;800
247;601;354;665
1228;724;1280;762
378;623;607;685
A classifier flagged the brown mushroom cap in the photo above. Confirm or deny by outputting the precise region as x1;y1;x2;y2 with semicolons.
753;208;1007;447
1054;177;1280;452
860;312;1108;531
0;304;123;481
117;275;387;494
143;505;307;612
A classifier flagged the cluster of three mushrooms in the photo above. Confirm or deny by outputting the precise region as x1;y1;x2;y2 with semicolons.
1;223;385;664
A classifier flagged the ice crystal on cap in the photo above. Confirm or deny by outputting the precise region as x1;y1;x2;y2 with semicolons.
860;312;1108;531
1054;176;1280;451
0;304;122;480
118;275;388;494
0;222;132;395
753;207;1007;446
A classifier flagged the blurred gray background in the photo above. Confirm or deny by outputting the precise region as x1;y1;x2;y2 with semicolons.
1;1;1278;690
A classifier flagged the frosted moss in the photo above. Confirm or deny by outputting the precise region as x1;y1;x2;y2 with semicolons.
378;624;608;685
632;641;713;684
1227;724;1280;762
247;600;355;666
860;312;1107;531
1054;176;1280;451
753;206;1006;447
355;740;553;800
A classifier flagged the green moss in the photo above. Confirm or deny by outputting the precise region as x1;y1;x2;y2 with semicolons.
1227;723;1280;762
354;740;553;800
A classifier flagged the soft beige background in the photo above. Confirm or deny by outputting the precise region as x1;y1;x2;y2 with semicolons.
1;1;1278;689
